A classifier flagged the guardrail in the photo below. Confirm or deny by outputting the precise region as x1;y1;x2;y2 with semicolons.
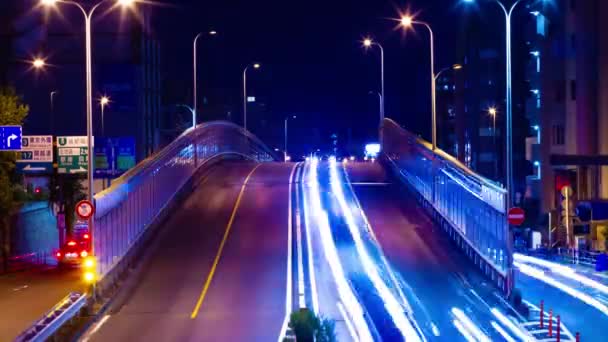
523;247;602;269
18;121;277;341
15;292;86;342
381;118;514;295
93;121;277;278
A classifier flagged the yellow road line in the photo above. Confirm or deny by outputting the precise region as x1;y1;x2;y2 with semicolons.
190;163;262;319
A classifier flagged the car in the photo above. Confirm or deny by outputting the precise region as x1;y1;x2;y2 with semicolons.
56;234;91;267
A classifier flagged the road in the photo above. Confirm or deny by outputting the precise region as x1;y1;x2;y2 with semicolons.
0;266;80;340
344;161;517;341
86;161;294;342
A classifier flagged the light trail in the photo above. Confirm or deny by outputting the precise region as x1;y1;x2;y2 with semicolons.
451;308;491;342
515;261;608;316
514;253;608;295
452;319;477;342
329;159;422;342
305;159;373;341
302;162;320;314
490;321;517;342
490;308;533;342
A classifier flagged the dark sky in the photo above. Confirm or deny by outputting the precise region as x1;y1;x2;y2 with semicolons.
152;0;474;154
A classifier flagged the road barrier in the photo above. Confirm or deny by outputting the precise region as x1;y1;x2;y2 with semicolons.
382;118;513;295
15;292;86;342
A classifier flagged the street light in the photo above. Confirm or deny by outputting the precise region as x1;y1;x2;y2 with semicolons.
488;106;498;179
243;63;261;131
400;14;438;151
40;0;140;259
462;0;550;206
100;96;110;136
434;64;463;82
193;30;218;126
32;58;46;69
362;38;385;123
284;115;296;162
50;91;58;134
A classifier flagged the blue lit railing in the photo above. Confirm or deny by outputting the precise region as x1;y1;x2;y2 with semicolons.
93;121;277;277
382;118;513;294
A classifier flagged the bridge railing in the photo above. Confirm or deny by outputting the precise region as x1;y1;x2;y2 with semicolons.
93;121;276;277
382;118;513;294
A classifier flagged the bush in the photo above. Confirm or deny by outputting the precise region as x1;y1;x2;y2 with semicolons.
288;308;336;342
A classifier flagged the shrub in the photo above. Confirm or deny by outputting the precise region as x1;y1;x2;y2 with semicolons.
288;308;336;342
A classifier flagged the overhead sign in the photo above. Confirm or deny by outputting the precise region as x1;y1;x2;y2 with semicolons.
16;135;53;174
75;200;95;220
0;126;22;151
94;137;136;178
507;207;525;226
57;136;93;174
247;96;256;103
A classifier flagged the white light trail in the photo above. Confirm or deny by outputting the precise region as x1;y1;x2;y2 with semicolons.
490;321;517;342
514;253;608;295
451;308;491;342
490;308;533;342
515;261;608;316
330;160;421;342
296;165;306;308
452;319;477;342
305;159;373;341
277;163;298;342
302;162;320;313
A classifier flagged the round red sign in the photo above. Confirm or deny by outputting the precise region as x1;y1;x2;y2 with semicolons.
76;200;95;220
507;207;525;226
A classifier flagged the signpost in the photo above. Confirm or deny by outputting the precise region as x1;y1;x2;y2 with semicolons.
16;135;53;174
507;207;525;226
57;136;93;174
0;125;22;151
75;200;95;221
94;137;136;178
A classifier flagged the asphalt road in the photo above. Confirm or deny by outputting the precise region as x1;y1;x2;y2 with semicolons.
86;161;294;342
344;162;511;341
0;266;81;340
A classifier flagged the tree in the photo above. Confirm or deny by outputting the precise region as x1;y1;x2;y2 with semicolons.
0;87;29;271
288;308;336;342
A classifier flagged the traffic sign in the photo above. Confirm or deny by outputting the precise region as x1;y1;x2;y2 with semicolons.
16;135;53;174
507;207;525;226
94;137;136;178
0;126;22;151
57;136;93;174
75;200;95;220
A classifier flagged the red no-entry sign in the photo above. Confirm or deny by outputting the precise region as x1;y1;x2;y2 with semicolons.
76;200;95;220
507;207;525;226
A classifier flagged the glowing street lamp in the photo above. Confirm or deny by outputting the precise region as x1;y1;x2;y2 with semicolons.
488;106;498;178
243;63;261;131
400;14;438;151
32;58;46;69
361;37;385;124
284;115;296;163
193;30;218;126
100;96;110;136
40;0;141;263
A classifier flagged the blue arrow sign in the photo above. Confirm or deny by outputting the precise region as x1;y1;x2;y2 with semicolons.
0;126;22;151
15;163;53;174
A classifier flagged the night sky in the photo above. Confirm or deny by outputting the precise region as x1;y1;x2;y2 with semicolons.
152;0;473;154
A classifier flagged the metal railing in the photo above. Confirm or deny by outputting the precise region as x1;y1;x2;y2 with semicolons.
382;118;513;294
93;121;277;277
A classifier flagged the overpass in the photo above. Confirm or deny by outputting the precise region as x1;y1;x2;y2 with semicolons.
18;119;607;341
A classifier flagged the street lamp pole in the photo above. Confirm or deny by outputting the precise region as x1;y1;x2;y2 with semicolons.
50;90;58;134
100;96;109;136
284;115;296;162
243;63;260;131
368;91;382;124
42;0;139;257
401;17;437;150
465;0;525;206
362;39;385;123
193;30;216;126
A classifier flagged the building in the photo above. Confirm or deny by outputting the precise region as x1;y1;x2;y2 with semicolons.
539;0;608;248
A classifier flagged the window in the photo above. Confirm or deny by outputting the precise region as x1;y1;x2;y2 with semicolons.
555;80;565;102
552;124;565;146
570;80;576;101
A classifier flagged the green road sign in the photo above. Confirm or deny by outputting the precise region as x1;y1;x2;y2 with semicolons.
57;136;91;174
